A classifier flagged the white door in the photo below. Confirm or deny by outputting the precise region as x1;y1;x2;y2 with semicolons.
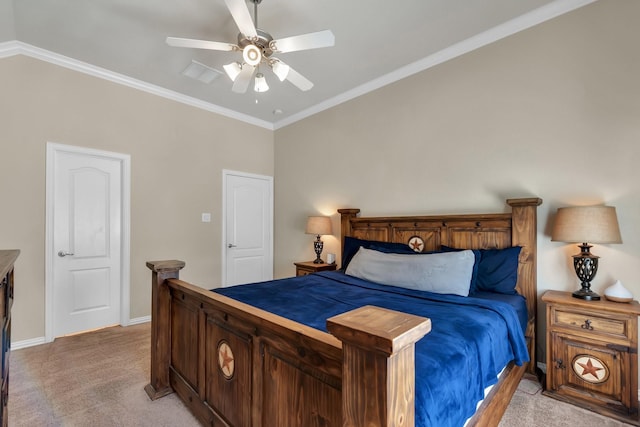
46;143;130;339
223;170;273;287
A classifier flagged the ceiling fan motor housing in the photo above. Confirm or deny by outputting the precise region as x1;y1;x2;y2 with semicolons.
238;29;274;59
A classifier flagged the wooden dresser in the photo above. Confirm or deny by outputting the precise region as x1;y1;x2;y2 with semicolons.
543;290;640;425
0;250;18;427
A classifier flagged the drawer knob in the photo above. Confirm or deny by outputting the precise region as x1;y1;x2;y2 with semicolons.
581;319;594;330
555;358;565;369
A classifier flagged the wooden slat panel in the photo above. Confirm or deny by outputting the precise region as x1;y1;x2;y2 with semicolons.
262;345;341;426
350;226;389;242
392;225;441;252
447;228;512;250
170;297;199;391
205;317;252;427
562;336;622;402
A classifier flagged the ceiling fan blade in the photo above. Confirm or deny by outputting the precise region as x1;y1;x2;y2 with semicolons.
166;37;236;51
271;30;335;54
285;66;313;91
223;0;257;38
232;65;255;93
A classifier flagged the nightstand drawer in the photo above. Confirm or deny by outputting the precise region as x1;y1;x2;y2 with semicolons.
552;308;629;340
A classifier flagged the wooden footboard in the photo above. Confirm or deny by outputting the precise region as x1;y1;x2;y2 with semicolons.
145;261;431;427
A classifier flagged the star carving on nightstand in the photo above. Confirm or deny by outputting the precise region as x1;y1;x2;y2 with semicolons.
578;358;603;380
218;341;235;379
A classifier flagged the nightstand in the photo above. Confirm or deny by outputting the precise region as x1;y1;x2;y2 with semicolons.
542;290;640;425
294;261;337;277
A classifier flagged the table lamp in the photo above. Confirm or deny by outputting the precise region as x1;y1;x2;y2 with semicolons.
551;205;622;300
305;216;332;264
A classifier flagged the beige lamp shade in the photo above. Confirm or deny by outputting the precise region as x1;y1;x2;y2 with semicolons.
305;216;332;236
551;206;622;244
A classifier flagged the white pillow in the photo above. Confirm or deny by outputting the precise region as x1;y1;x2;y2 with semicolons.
345;246;474;297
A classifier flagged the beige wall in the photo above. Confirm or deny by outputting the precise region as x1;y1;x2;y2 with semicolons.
0;55;274;342
274;0;640;363
2;0;638;367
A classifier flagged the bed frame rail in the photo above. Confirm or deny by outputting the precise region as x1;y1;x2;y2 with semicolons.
145;260;431;427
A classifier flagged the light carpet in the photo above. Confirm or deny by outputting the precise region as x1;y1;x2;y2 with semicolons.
9;324;200;427
499;375;631;427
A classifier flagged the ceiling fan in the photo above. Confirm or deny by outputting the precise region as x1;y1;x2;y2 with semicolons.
166;0;335;94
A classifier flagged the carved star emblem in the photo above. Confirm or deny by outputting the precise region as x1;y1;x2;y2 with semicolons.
218;341;235;379
578;358;603;380
409;236;424;252
572;355;608;384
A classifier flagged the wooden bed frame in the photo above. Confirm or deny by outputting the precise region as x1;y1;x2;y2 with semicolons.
146;197;542;426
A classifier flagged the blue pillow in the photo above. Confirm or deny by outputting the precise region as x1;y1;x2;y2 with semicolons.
342;237;414;268
476;246;521;295
369;244;421;255
442;245;521;295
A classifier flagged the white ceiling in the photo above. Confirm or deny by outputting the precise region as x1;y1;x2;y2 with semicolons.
0;0;595;129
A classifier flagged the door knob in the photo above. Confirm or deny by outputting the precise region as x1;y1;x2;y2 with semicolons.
227;244;237;248
58;251;74;257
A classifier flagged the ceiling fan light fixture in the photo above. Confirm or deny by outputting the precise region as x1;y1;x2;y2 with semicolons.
223;62;243;81
254;73;269;92
166;0;334;94
272;61;290;81
243;44;262;66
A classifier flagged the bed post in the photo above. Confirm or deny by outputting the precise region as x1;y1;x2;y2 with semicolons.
327;305;431;427
507;197;542;374
144;260;185;400
338;208;360;261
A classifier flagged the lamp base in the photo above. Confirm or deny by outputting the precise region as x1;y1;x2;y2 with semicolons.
572;287;601;301
313;235;324;264
571;244;601;301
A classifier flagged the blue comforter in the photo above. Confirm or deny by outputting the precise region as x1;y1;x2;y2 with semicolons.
214;270;529;427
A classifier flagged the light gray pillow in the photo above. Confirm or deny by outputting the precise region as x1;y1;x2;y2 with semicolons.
345;246;474;297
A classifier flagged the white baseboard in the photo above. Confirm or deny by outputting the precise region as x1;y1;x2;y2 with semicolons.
128;315;151;325
11;336;46;350
11;317;151;350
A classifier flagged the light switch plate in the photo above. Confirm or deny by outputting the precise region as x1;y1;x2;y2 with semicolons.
201;213;211;223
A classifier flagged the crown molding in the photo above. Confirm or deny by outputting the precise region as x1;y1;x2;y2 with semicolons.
0;40;274;130
273;0;598;129
0;0;597;131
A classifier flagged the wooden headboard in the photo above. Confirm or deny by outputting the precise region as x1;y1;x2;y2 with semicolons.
338;197;542;371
